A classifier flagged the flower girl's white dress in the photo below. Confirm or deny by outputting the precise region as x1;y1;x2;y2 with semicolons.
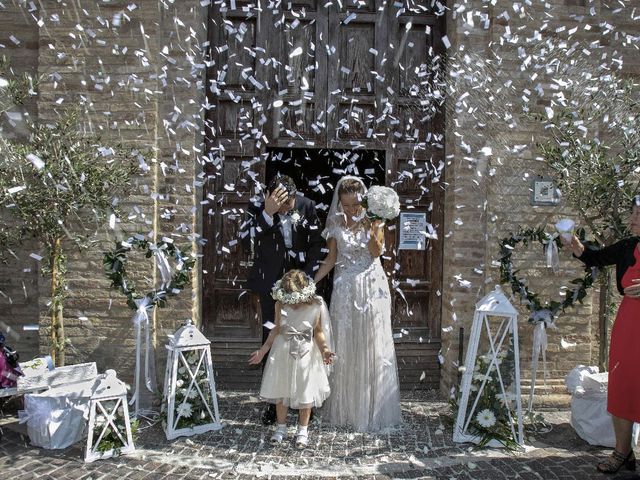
260;297;332;409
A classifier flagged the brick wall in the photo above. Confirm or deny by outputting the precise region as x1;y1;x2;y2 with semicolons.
0;0;205;384
439;0;640;396
0;1;41;358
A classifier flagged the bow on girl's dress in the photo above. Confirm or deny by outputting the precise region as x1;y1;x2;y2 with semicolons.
282;325;313;358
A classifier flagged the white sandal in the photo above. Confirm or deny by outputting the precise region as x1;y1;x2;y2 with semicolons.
270;425;287;444
295;430;309;449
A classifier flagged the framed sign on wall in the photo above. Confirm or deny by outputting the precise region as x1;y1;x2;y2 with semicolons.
531;176;560;206
398;212;429;251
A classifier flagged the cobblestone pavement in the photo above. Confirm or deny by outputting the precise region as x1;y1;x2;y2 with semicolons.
1;391;638;480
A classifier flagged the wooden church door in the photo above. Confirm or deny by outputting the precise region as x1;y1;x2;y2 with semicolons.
204;1;446;389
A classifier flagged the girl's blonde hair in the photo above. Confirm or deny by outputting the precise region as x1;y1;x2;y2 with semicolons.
280;269;310;294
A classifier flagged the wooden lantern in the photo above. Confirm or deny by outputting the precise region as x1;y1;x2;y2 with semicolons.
453;286;524;447
162;321;222;440
85;370;135;462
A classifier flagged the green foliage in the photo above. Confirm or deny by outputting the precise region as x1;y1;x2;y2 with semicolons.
103;236;196;311
499;227;595;323
534;83;639;245
0;81;142;364
452;342;520;450
0;109;139;251
0;55;39;114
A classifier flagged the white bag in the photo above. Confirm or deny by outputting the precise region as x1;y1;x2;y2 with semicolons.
568;369;639;448
571;391;616;447
19;380;93;449
565;365;599;394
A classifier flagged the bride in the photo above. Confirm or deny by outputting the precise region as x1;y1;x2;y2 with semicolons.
314;176;401;431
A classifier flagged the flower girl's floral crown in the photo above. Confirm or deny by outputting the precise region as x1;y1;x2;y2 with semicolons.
271;277;317;304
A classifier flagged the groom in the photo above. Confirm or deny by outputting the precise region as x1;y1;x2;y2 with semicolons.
240;175;325;423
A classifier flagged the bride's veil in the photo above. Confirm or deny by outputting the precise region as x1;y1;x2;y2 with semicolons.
326;175;368;229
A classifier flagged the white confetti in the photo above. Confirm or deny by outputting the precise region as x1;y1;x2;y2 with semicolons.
7;186;26;194
26;154;45;170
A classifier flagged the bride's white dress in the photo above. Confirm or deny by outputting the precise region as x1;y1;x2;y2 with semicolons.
322;220;401;431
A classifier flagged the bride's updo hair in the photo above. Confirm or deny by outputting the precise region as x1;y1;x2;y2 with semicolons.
338;178;365;197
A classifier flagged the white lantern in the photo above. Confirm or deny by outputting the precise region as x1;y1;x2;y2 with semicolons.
453;286;524;447
85;370;135;463
162;320;222;440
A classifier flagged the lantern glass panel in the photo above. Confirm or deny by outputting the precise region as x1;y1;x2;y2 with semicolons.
462;313;519;443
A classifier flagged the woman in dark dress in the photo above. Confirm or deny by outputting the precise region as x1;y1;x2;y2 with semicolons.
563;196;640;474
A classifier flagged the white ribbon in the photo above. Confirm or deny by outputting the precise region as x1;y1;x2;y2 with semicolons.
528;310;555;412
156;249;172;287
544;234;559;273
130;297;157;416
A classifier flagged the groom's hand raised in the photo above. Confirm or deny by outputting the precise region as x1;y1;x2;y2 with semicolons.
264;186;290;216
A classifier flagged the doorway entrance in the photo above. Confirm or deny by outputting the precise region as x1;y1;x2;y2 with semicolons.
202;146;443;391
265;148;386;224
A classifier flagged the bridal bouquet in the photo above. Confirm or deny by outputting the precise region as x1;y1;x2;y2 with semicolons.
362;186;400;221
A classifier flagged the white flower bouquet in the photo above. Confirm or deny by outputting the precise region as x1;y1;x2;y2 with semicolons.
362;185;400;221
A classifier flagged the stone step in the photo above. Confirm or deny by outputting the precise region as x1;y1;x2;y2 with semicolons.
520;383;570;395
524;392;572;410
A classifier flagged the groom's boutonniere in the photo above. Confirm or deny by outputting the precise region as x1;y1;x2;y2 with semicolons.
290;210;301;226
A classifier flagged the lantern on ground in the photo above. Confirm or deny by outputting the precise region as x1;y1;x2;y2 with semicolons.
453;286;524;447
162;320;222;440
85;370;135;462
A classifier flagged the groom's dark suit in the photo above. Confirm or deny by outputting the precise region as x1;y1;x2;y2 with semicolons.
240;194;325;339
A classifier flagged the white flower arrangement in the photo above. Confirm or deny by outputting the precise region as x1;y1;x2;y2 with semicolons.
271;277;317;304
164;358;214;431
362;185;400;221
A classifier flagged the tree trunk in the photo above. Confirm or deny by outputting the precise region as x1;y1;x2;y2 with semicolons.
598;268;611;371
50;237;65;367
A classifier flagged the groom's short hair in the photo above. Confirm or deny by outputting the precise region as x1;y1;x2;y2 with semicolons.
268;174;297;197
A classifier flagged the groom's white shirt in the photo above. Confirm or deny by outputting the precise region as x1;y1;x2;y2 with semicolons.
262;211;293;248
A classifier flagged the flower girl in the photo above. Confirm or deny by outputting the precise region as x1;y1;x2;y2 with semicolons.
248;270;334;448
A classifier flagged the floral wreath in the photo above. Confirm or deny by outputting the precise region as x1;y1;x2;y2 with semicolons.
103;235;196;310
499;227;595;325
271;277;317;305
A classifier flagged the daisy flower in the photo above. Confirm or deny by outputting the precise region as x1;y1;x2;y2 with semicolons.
177;402;193;418
476;409;496;428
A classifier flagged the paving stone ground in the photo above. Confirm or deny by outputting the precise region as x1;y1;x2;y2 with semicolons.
1;391;638;480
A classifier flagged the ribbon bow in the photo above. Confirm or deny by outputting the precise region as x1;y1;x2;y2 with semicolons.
544;234;560;274
156;249;172;287
282;325;313;358
130;297;157;416
528;309;555;412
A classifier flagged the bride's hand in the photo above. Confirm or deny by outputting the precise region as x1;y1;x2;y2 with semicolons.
370;219;384;232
